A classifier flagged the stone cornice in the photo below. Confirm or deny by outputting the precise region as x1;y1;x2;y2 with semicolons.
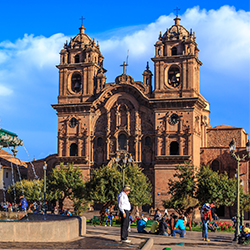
57;156;88;164
151;55;202;66
56;62;101;70
52;103;92;113
155;155;191;162
150;97;207;110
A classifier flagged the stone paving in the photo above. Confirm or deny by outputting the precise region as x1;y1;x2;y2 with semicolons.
0;224;250;249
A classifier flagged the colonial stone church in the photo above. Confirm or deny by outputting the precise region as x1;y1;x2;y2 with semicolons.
29;15;249;217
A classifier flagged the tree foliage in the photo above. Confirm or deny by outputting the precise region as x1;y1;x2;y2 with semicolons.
84;163;152;208
47;163;85;210
163;163;239;214
7;179;43;206
125;164;152;206
196;165;236;206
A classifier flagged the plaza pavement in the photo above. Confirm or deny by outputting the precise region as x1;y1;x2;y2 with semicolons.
0;224;249;250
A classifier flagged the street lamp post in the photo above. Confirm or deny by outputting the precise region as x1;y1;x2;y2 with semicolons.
115;152;133;187
43;161;47;214
229;139;250;241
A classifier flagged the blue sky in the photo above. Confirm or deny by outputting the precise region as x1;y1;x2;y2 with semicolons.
0;0;249;161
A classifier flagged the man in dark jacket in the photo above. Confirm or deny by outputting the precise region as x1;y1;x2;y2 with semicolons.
158;217;170;236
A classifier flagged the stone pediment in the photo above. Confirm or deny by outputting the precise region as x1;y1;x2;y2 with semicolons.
115;74;133;84
91;83;151;111
114;74;146;93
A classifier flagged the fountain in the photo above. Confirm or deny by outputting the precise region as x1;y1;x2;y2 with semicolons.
0;128;86;242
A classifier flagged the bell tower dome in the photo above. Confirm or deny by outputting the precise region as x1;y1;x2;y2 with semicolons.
57;25;106;104
152;15;202;98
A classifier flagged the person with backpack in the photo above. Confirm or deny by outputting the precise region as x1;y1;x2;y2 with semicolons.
19;196;28;212
201;203;212;241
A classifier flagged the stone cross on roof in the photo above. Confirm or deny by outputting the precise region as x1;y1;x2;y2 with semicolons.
79;16;85;25
174;6;180;16
120;61;128;75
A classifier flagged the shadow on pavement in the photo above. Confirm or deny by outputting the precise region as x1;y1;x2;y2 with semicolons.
0;236;137;249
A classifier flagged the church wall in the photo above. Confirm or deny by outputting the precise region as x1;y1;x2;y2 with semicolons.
154;166;177;209
201;147;249;193
207;128;247;148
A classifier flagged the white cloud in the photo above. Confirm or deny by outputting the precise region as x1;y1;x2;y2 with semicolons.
0;84;12;96
99;6;250;82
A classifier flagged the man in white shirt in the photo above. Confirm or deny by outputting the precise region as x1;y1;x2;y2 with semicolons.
118;185;131;243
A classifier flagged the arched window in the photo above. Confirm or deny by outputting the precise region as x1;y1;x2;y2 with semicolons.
145;136;151;146
170;141;179;155
71;73;82;93
75;54;80;63
118;134;127;150
97;137;103;147
211;160;220;172
172;46;177;55
168;66;180;87
70;143;78;156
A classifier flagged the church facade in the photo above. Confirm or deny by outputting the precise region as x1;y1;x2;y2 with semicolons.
47;16;249;213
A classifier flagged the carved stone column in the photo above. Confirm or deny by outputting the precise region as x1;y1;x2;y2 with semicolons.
135;111;139;132
157;136;160;156
65;52;68;64
116;111;119;128
107;112;111;133
78;138;81;156
138;138;142;162
135;137;139;162
90;136;94;163
66;138;69;156
127;111;130;131
165;135;168;155
179;137;183;155
106;138;110;160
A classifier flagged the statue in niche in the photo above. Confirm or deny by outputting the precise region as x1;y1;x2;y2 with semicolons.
129;138;135;156
95;147;103;163
109;139;116;154
142;147;152;163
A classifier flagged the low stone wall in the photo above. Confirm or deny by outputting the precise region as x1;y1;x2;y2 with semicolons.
0;213;86;242
0;211;27;220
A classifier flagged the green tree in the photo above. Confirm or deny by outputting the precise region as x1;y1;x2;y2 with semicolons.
125;164;152;206
84;163;152;211
163;163;238;214
163;163;198;214
84;164;122;210
196;165;236;206
7;179;43;208
47;163;85;211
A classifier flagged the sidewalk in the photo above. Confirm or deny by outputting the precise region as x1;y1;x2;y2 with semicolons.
87;225;250;250
0;224;249;249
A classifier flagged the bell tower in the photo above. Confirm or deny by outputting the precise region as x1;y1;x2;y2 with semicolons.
57;25;106;104
52;25;106;169
152;15;202;99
